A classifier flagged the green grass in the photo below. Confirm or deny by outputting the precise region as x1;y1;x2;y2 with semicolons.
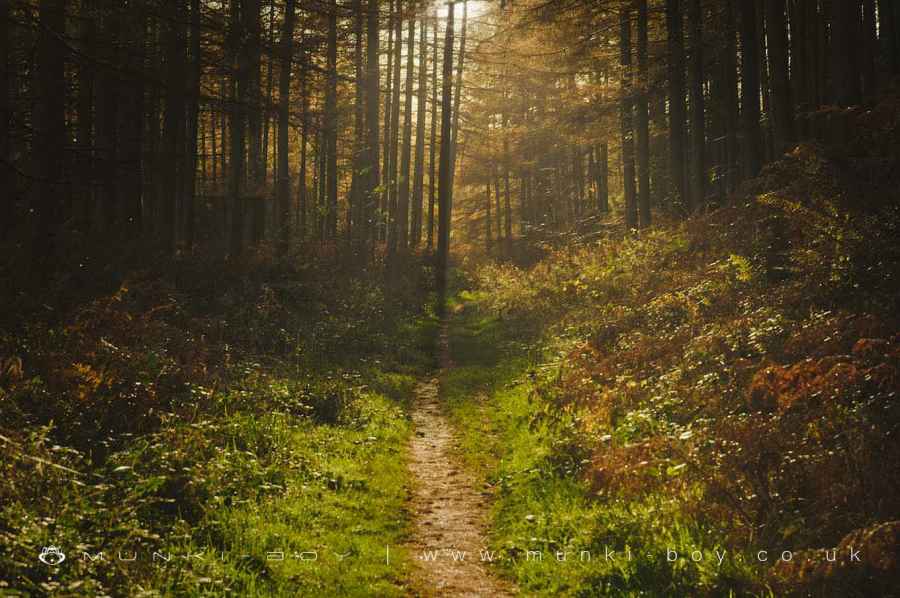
152;388;414;597
442;291;767;597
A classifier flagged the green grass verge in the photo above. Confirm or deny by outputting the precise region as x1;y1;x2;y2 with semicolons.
152;386;414;597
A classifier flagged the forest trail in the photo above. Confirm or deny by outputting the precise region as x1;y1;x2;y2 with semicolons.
406;322;514;597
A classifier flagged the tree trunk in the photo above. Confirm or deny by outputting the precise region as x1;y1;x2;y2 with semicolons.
861;0;878;101
436;1;456;302
365;0;380;250
75;0;95;234
666;0;687;211
162;1;186;253
831;0;861;107
448;0;468;209
184;0;202;249
878;0;899;74
412;15;428;247
765;0;794;155
620;6;637;230
229;0;247;256
722;0;740;192
427;5;438;249
396;15;415;253
381;0;395;241
738;0;763;178
277;0;296;255
349;0;365;242
95;9;120;232
387;0;403;251
31;0;66;273
262;0;276;181
687;0;705;211
245;0;262;191
325;0;338;238
299;63;309;237
636;0;651;227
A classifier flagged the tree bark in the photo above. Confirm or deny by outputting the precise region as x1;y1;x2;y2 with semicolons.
722;0;740;192
325;0;338;238
365;0;381;250
412;15;428;247
765;0;794;155
229;0;247;256
31;0;66;273
277;0;296;255
636;0;651;227
387;0;403;251
448;0;468;209
666;0;687;211
162;1;186;253
184;0;202;249
687;0;705;211
75;0;95;234
620;6;637;230
738;0;763;178
831;0;861;107
396;14;415;253
427;5;438;249
436;1;456;302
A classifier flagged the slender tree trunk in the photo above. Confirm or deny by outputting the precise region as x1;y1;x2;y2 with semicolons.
349;0;365;243
636;0;651;227
365;0;381;250
96;10;120;231
184;0;202;249
162;1;186;253
246;0;262;189
448;0;468;209
861;0;877;101
878;0;899;74
387;0;403;252
229;0;247;256
620;6;637;229
124;9;145;237
722;0;740;192
436;1;456;302
687;0;705;211
396;14;415;253
427;5;438;249
75;0;95;234
325;0;338;238
381;0;395;242
298;63;309;237
666;0;687;211
262;0;276;181
277;0;296;255
412;15;428;247
738;0;763;178
765;0;794;155
831;1;861;107
31;0;66;273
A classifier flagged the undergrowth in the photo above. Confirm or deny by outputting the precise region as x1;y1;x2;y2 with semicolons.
0;251;438;596
445;141;900;596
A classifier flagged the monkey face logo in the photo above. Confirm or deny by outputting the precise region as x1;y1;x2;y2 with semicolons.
38;546;66;565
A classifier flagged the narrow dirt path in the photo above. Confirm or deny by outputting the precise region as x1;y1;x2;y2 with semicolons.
406;323;514;597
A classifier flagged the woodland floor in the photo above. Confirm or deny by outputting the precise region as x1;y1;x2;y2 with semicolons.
406;320;514;597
